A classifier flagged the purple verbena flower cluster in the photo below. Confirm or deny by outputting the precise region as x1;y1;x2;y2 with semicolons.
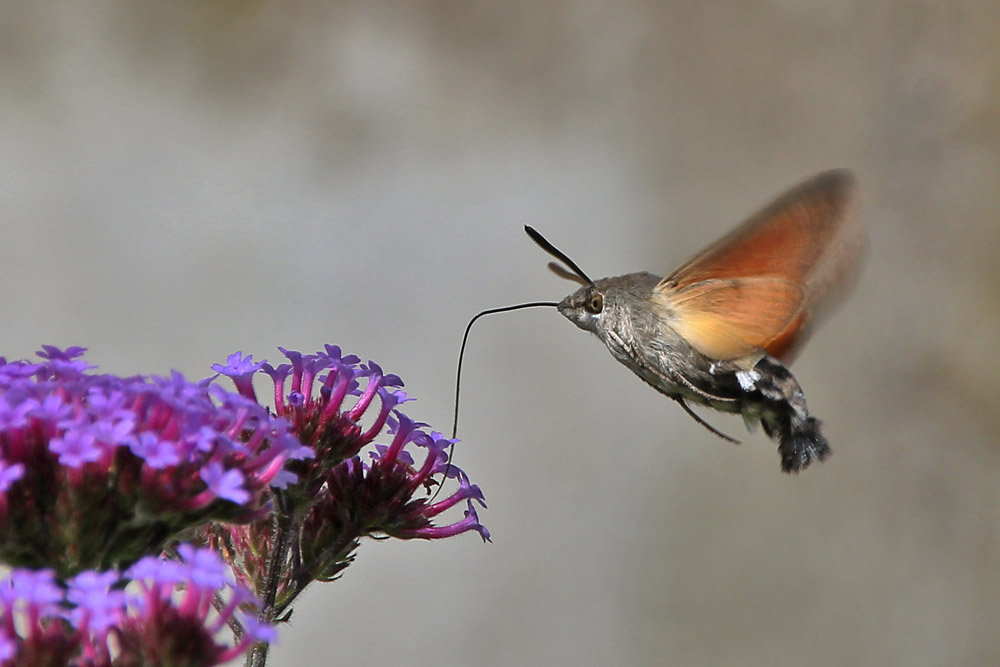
0;545;273;665
204;346;488;622
0;346;311;575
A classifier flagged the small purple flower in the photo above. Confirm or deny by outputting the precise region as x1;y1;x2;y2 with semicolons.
35;345;88;362
0;568;63;608
49;427;101;468
90;416;135;447
66;570;126;633
66;570;120;602
0;397;36;430
211;351;265;400
35;345;93;377
127;556;185;584
128;432;180;469
200;462;251;505
318;344;360;367
83;389;129;421
176;543;228;589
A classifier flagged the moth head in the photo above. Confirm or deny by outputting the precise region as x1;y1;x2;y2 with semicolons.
557;273;663;338
557;284;606;333
524;225;602;330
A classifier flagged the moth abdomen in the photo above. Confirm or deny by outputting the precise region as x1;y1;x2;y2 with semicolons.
752;356;831;473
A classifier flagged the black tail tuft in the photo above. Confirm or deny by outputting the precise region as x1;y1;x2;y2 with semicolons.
778;416;831;473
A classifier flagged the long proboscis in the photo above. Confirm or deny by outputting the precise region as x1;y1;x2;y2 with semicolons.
451;301;559;439
428;301;557;503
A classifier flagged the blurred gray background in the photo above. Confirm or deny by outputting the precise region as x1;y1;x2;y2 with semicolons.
2;2;998;666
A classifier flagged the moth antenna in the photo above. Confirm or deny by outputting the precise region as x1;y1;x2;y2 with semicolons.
672;397;742;444
547;261;589;285
430;300;558;503
524;226;594;285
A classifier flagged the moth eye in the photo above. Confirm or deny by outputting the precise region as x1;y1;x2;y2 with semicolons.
585;292;604;314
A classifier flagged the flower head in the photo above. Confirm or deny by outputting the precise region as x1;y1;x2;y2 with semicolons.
204;345;488;618
0;346;312;575
0;546;271;666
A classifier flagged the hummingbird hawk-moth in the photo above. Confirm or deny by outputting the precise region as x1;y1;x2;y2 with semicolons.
526;170;865;473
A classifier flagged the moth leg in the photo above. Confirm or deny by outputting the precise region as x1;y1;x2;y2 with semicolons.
672;397;742;445
608;331;742;443
611;330;738;404
668;367;740;403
